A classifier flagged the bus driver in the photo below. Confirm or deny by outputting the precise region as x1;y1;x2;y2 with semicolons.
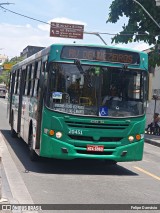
102;85;121;105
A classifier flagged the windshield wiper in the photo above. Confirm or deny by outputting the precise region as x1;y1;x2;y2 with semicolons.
74;59;84;74
74;59;93;88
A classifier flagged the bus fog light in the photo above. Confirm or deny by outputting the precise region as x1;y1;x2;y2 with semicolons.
56;132;62;138
128;136;134;142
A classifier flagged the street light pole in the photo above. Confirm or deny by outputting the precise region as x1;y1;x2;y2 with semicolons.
133;0;160;30
84;31;107;45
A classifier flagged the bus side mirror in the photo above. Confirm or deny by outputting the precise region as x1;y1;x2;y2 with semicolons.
148;73;153;101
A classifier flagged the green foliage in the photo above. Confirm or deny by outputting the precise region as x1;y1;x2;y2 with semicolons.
0;70;10;85
107;0;160;67
0;56;24;87
10;56;24;64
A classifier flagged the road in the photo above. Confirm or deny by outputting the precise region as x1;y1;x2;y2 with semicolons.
0;97;160;213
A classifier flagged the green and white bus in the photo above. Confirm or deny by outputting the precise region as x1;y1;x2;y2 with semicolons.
8;44;150;163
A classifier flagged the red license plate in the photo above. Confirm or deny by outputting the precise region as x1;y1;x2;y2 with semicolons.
87;145;104;152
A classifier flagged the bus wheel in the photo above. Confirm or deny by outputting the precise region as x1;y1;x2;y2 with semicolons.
28;133;38;161
11;115;17;138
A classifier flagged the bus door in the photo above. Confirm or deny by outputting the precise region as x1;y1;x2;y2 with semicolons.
36;59;48;149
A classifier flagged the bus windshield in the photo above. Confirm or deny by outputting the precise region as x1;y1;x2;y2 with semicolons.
46;62;148;117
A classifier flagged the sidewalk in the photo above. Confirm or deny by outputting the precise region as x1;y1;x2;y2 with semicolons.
0;132;38;213
145;133;160;147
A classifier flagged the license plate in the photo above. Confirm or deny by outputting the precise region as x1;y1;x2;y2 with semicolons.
87;145;104;152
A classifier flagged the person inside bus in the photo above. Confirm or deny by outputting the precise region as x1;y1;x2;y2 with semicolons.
102;84;121;106
146;113;160;134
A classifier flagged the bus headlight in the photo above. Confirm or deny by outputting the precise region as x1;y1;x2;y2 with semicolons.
128;136;134;142
56;132;62;139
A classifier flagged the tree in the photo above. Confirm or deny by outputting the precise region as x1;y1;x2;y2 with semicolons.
107;0;160;67
0;56;24;87
0;69;10;85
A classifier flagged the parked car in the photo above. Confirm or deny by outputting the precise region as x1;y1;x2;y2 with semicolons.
0;84;7;98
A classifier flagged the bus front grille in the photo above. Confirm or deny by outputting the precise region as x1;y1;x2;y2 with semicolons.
65;121;129;130
68;135;122;142
76;150;113;155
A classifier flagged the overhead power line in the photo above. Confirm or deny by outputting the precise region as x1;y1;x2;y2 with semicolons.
0;3;154;37
0;4;50;25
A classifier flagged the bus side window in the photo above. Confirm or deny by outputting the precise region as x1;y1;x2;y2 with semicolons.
8;73;12;94
17;69;21;95
13;69;20;95
13;70;17;94
33;61;41;97
25;66;29;96
41;60;48;91
30;63;35;97
23;69;27;95
15;70;19;94
27;64;32;96
25;65;32;96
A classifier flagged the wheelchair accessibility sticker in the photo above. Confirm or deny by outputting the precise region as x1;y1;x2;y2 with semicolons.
99;106;108;116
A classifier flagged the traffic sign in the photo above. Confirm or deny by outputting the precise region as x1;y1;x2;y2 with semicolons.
50;22;84;39
3;63;13;70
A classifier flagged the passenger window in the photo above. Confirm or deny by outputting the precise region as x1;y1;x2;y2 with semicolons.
33;61;41;97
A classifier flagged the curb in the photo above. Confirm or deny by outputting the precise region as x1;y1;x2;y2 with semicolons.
145;139;160;147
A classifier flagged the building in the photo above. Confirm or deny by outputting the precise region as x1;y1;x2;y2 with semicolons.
0;54;8;66
20;45;45;59
0;54;8;74
144;48;160;126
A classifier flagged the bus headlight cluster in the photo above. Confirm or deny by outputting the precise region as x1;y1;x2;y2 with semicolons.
128;134;143;143
46;129;63;139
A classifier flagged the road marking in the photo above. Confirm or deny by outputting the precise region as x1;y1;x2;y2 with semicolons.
134;166;160;181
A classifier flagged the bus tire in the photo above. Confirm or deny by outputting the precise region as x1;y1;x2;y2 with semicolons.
28;132;38;161
11;113;17;138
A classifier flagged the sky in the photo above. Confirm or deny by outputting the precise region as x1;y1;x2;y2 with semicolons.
0;0;150;59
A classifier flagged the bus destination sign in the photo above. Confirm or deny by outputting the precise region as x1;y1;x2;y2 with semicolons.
50;22;84;39
61;46;140;64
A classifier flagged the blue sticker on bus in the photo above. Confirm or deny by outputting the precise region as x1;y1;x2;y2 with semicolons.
99;106;108;116
52;92;62;99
